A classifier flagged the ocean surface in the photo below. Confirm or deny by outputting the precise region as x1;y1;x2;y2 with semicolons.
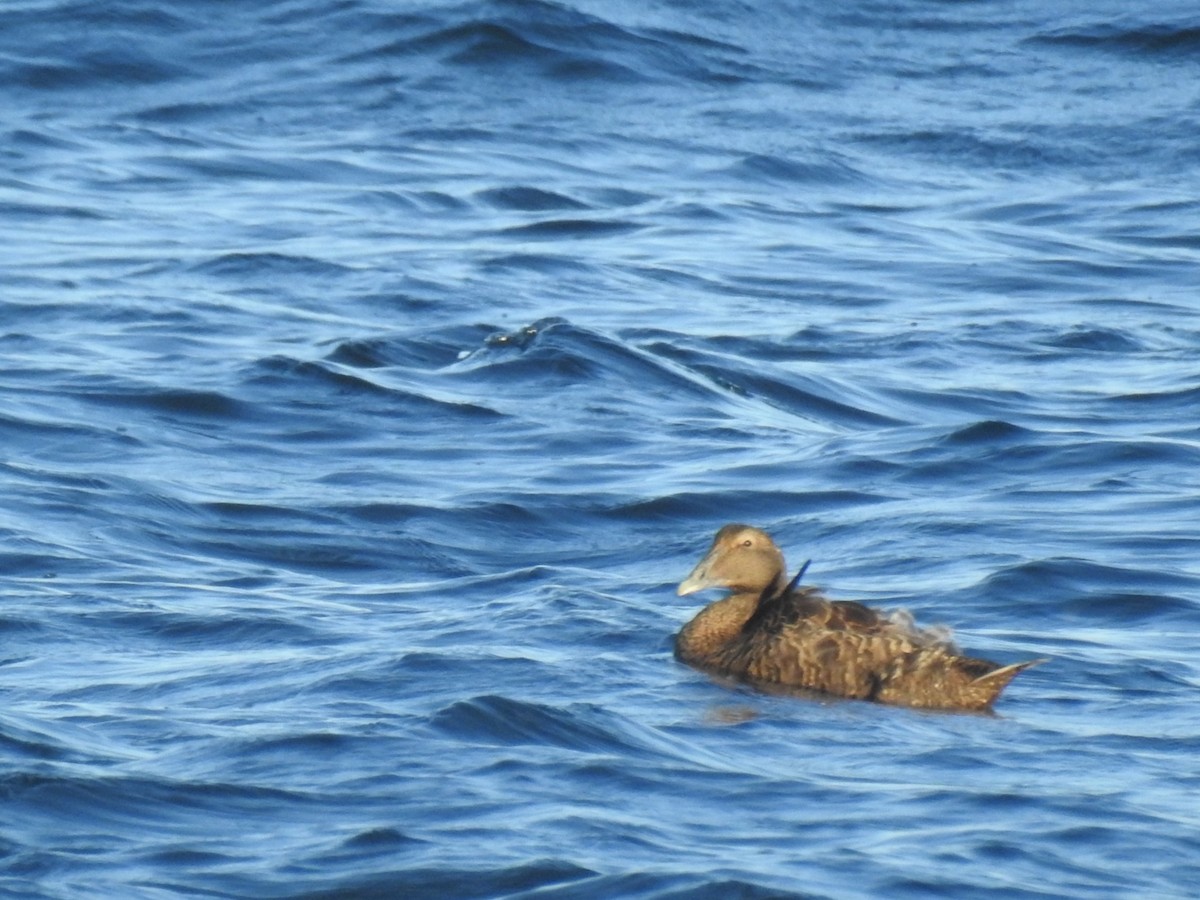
3;1;1200;897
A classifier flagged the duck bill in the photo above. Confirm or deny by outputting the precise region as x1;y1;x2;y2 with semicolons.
677;553;722;596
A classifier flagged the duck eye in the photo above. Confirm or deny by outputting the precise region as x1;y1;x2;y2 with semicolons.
741;539;753;548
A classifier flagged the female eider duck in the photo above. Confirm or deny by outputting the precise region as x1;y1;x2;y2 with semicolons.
676;524;1042;711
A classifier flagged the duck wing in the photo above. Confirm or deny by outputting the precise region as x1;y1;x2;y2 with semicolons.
723;588;913;698
731;587;1040;710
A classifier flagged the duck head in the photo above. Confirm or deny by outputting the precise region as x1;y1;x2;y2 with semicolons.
677;523;787;598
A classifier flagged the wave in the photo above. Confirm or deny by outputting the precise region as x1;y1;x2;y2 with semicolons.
346;0;756;86
721;152;870;186
431;694;648;754
447;317;911;435
447;318;718;405
249;355;504;420
495;218;642;239
190;253;354;280
291;859;596;900
981;558;1200;624
1029;21;1200;57
475;186;589;211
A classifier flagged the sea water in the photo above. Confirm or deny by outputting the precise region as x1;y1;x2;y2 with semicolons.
2;1;1199;897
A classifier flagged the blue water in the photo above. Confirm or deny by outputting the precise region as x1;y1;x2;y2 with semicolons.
3;1;1200;897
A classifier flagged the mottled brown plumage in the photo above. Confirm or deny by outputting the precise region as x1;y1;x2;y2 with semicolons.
676;524;1042;711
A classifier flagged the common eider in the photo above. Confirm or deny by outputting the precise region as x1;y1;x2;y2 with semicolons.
676;524;1043;711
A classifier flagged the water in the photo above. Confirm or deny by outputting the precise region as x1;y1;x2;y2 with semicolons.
3;1;1200;897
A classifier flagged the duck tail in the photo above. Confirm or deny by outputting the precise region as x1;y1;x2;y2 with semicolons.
972;657;1048;705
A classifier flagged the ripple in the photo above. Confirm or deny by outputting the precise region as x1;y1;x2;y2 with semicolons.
1039;327;1145;353
431;695;650;756
4;2;1200;898
497;218;641;239
1029;22;1200;57
941;420;1032;446
190;253;353;279
475;186;589;211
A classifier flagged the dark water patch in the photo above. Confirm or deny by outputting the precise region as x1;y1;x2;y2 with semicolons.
339;826;423;851
230;731;366;767
395;125;498;144
289;826;427;881
982;560;1199;621
653;342;903;428
323;328;486;370
0;610;49;636
0;411;128;448
942;420;1032;446
0;550;83;581
905;433;1200;487
451;318;718;404
4;3;192;35
1029;22;1200;58
325;501;427;526
149;152;375;184
705;329;879;363
5;47;191;91
478;252;597;274
137;846;245;870
617;490;853;524
83;608;328;650
431;695;650;755
859;129;1073;172
299;653;473;701
75;385;246;422
295;859;596;900
132;100;226;124
1103;229;1200;252
1038;327;1144;353
0;725;70;763
179;526;410;577
0;771;315;828
476;186;589;211
397;17;641;84
7;127;85;152
324;338;408;369
1105;384;1200;411
191;252;353;280
497;218;641;239
1071;439;1200;470
659;200;730;223
354;189;468;214
371;0;753;87
443;341;593;383
640;488;891;525
249;356;503;419
586;186;658;208
962;199;1074;226
0;199;107;221
1058;592;1199;625
723;152;866;186
882;383;1034;420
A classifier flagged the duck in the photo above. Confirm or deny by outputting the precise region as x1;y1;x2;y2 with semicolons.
675;523;1043;711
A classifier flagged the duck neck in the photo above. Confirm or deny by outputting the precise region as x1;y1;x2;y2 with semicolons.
675;591;762;663
761;570;788;602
